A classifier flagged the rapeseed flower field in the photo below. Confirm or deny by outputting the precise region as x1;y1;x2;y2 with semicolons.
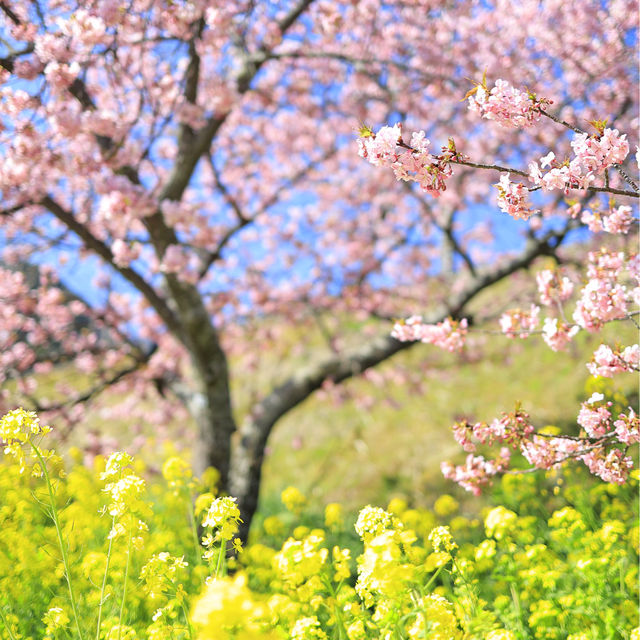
0;409;637;639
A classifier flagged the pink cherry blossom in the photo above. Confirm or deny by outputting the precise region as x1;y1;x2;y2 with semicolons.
499;305;540;338
580;209;604;233
613;410;640;445
541;317;579;351
577;403;611;438
358;125;454;196
111;240;142;268
521;435;582;470
357;124;403;167
392;317;468;352
441;447;511;496
536;270;574;306
528;128;629;194
570;128;630;174
587;344;638;377
581;448;633;484
495;174;538;220
467;79;545;128
602;205;634;234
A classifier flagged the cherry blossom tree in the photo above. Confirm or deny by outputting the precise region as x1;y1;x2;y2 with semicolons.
0;0;637;539
360;82;638;492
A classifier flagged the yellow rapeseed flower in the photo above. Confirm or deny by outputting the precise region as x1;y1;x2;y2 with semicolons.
274;534;328;588
324;502;344;529
428;526;458;553
291;616;328;640
161;456;192;491
202;496;242;541
354;506;394;542
433;495;459;518
486;631;517;640
485;506;517;540
263;515;285;537
192;573;278;639
406;594;462;640
281;486;307;514
387;497;408;515
42;606;70;635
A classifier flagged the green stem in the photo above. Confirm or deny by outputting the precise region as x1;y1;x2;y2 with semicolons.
214;539;225;580
30;437;85;640
0;607;18;640
186;498;202;568
95;516;116;640
509;583;528;639
452;558;477;617
321;576;348;640
179;599;195;640
423;565;444;594
117;526;133;640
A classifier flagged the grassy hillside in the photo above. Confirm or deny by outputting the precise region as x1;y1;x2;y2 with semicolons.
3;312;637;521
260;322;638;513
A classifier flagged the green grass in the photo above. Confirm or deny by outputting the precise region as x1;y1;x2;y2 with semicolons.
4;310;637;520
260;320;637;512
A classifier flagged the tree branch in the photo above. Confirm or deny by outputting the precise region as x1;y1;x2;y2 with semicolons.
450;158;638;198
253;226;570;428
276;0;315;34
28;344;157;413
39;196;183;338
0;2;21;25
403;183;477;276
228;223;574;532
0;43;34;72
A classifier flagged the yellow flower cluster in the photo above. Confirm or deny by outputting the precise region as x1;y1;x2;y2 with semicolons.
0;410;637;640
281;486;307;514
191;574;278;640
0;408;52;474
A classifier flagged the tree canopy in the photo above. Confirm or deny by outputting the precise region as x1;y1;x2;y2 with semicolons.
0;0;637;536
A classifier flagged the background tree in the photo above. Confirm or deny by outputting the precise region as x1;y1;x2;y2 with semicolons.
0;0;637;539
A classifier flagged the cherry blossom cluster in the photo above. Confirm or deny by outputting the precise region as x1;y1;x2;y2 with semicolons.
111;240;142;268
577;393;613;438
440;448;511;496
571;128;630;174
495;173;538;220
613;409;640;446
366;96;636;491
520;435;582;471
97;175;157;226
587;344;639;377
444;397;637;492
502;249;638;354
581;204;635;234
357;125;453;196
451;407;535;452
573;249;629;332
467;79;548;128
451;242;638;489
499;268;577;350
581;448;634;484
0;268;90;379
541;318;579;352
529;128;630;193
391;316;468;352
499;304;540;338
536;269;574;306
